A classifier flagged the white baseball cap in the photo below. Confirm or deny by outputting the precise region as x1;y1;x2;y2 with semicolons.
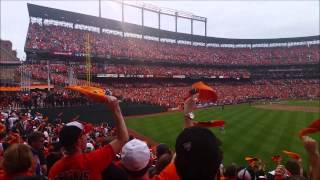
121;139;150;171
66;121;84;130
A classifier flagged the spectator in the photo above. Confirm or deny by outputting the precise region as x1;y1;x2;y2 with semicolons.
0;144;34;180
154;94;223;180
174;126;223;180
28;131;47;176
149;143;173;178
301;136;320;180
48;95;129;180
221;163;238;180
151;153;173;178
46;142;62;174
285;160;302;176
155;144;171;159
121;139;151;180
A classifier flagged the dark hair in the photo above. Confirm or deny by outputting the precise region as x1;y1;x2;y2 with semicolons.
156;143;171;159
27;131;44;145
285;160;301;176
59;126;82;154
225;163;238;178
175;126;223;180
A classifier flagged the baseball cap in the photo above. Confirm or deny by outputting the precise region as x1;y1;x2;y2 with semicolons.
59;121;92;148
175;126;222;179
175;126;222;161
121;139;151;172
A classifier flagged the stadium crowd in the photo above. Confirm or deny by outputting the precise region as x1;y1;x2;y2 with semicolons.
14;63;319;108
108;79;320;108
26;23;320;66
0;91;319;180
17;64;320;108
0;89;92;110
45;63;251;78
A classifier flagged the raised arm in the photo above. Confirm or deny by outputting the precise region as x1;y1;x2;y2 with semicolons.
302;136;320;180
106;96;129;154
183;94;197;129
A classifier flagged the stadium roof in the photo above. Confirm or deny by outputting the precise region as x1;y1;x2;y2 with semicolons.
27;3;320;45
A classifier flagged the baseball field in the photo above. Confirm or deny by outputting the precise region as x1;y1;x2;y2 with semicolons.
126;100;320;170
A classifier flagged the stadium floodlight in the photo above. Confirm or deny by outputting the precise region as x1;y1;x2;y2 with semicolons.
106;0;208;38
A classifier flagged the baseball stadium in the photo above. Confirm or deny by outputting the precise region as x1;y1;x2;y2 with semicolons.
0;1;319;180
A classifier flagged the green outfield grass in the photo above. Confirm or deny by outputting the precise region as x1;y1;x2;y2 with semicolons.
126;101;320;170
283;99;320;107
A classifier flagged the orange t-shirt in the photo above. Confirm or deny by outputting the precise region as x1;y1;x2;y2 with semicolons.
153;162;180;180
49;144;114;180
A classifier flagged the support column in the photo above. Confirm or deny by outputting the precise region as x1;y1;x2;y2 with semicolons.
158;12;161;42
205;18;207;46
191;19;193;45
175;12;178;43
142;8;144;39
99;0;101;18
122;1;124;37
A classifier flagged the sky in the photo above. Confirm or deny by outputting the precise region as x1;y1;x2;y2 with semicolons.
1;0;319;60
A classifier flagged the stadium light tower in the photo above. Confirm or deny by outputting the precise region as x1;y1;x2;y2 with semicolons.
99;0;101;18
112;0;207;42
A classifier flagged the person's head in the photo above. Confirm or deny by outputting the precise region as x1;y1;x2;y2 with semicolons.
48;142;61;153
121;139;151;178
175;126;223;180
155;153;173;174
2;144;33;175
28;131;45;150
59;121;88;154
285;160;301;176
156;143;171;159
224;163;238;179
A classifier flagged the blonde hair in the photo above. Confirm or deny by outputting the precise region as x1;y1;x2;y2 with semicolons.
2;144;33;174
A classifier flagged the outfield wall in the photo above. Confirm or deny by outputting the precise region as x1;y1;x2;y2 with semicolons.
31;102;166;126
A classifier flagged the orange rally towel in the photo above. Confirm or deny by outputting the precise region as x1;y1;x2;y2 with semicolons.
191;81;218;102
283;150;301;160
299;119;320;137
66;85;109;103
